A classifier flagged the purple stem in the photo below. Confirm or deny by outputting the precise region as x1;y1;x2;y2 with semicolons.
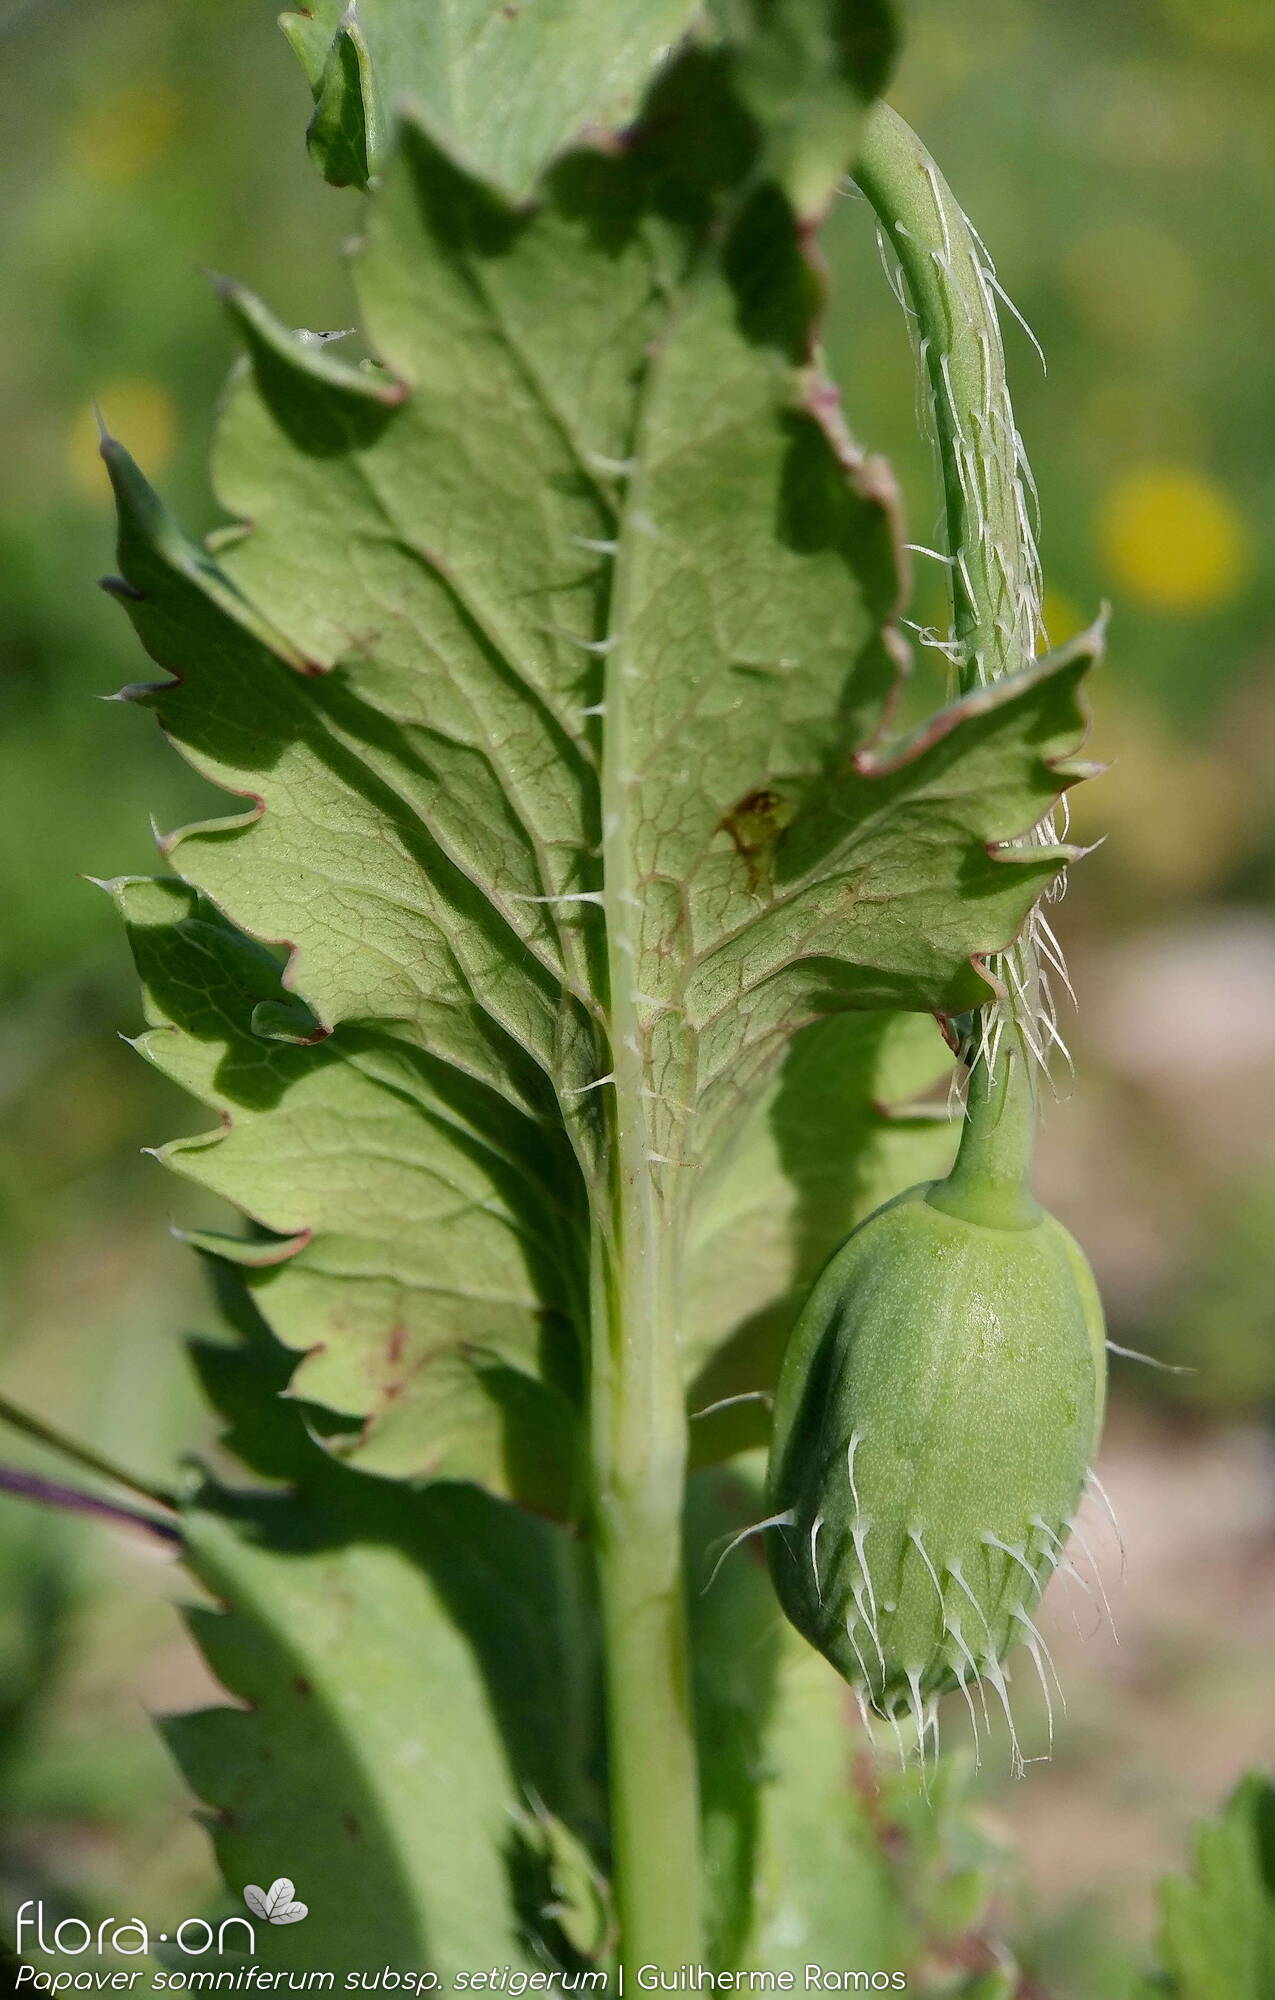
0;1464;182;1544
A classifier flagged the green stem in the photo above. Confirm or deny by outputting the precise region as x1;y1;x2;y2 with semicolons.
928;1041;1041;1230
0;1462;180;1542
856;102;1041;696
0;1390;178;1512
589;294;703;1963
590;1240;702;1967
859;103;1057;1160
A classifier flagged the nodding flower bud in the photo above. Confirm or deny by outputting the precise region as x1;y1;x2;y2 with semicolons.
764;1042;1106;1760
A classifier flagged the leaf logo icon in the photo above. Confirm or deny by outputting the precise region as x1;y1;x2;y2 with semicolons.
243;1878;309;1925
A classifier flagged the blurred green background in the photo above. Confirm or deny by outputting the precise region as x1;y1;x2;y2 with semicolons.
0;1;1271;1991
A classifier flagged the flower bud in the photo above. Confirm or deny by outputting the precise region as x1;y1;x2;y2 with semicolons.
765;1047;1106;1749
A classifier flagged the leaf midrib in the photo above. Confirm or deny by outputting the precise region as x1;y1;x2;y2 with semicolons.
600;250;693;1232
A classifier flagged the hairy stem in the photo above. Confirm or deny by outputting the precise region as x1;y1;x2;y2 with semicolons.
856;101;1044;697
588;359;703;1958
857;102;1063;1078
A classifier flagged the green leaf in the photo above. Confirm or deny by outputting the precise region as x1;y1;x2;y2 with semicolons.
688;1465;784;1966
282;0;900;212
509;1800;617;1967
173;1486;591;1973
279;0;707;195
169;1290;601;1975
686;1008;954;1464
1150;1776;1275;1999
111;873;581;1509
104;46;1094;1500
300;9;381;189
720;0;898;215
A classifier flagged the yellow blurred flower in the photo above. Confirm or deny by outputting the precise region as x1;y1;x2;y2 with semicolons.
68;380;177;502
1098;464;1250;612
67;80;179;186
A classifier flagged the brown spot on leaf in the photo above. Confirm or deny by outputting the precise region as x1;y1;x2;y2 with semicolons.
343;1813;362;1838
293;1675;313;1700
719;788;792;894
